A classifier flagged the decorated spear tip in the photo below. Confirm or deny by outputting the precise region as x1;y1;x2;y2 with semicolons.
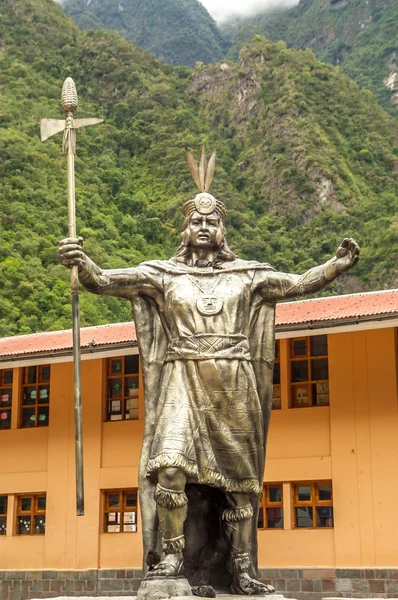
62;77;78;113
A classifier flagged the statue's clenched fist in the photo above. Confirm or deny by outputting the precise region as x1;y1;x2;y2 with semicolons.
335;238;360;273
58;237;86;269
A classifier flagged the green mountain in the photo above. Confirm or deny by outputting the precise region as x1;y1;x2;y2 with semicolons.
62;0;227;67
224;0;398;115
1;0;397;337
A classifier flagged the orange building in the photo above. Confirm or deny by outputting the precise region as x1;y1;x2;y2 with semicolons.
0;289;397;600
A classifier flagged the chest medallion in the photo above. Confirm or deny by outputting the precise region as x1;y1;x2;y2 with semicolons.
186;274;223;316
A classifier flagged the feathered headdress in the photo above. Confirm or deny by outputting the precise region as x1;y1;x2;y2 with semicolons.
183;146;227;221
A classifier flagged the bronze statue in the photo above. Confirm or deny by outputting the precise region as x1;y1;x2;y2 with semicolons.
59;149;359;595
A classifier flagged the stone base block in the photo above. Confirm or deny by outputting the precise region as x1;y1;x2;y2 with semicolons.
137;577;193;600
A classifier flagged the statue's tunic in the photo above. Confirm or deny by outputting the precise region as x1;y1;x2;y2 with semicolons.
146;268;265;494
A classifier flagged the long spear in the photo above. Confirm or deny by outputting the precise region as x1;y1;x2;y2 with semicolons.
41;78;103;516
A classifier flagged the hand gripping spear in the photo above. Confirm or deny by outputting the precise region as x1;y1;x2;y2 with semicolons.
40;78;103;516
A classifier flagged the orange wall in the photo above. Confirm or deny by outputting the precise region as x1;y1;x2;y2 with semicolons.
0;328;397;570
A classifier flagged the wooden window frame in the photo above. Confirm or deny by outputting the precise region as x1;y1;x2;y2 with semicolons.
0;369;13;430
103;489;138;533
292;481;333;529
0;495;7;536
272;341;281;410
16;494;46;536
289;335;329;408
20;365;50;428
258;483;284;529
105;356;140;422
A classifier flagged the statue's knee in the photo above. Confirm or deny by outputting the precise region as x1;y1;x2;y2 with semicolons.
158;467;186;490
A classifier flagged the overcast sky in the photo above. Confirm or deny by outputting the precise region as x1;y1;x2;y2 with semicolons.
200;0;299;22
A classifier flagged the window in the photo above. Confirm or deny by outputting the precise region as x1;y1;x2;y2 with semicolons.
293;482;333;528
0;496;7;535
290;335;329;408
0;369;13;429
103;489;138;533
258;484;283;529
272;342;281;410
16;494;46;535
20;366;50;428
106;356;139;421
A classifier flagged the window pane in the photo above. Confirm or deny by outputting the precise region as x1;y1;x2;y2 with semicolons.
3;370;13;385
274;343;279;360
125;355;139;375
272;362;280;385
267;507;283;529
37;406;49;427
18;516;31;534
37;497;46;511
26;367;37;384
292;339;307;356
40;366;50;383
298;486;311;502
296;506;313;528
1;389;12;407
291;360;308;382
125;376;139;397
111;359;123;375
34;515;46;534
0;496;7;514
315;382;330;406
105;512;120;533
317;506;334;527
123;511;137;532
22;408;36;427
0;411;11;429
311;358;329;381
23;386;37;405
21;497;32;511
318;485;332;501
38;385;50;404
126;408;139;420
272;387;281;410
0;516;6;536
292;385;310;408
269;486;282;503
125;493;137;508
257;509;264;529
108;378;122;398
108;494;120;509
310;335;328;357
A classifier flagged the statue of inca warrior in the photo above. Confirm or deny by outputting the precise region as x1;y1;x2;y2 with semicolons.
59;149;359;595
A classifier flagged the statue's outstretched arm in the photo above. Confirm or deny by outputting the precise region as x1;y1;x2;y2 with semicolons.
262;237;360;301
58;237;146;299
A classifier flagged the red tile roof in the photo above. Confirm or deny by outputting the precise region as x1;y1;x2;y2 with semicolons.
0;290;397;359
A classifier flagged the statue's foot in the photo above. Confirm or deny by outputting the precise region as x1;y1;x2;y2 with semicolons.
231;572;275;596
146;552;183;579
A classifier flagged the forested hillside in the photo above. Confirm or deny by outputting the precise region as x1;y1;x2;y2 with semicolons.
62;0;227;67
1;0;397;337
225;0;398;115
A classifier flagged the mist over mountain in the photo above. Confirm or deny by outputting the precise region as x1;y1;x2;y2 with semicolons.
1;0;397;336
200;0;299;22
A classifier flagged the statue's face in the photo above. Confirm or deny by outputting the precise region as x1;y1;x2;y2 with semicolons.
187;211;222;249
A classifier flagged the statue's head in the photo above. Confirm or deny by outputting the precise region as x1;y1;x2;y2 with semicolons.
174;194;236;264
174;148;236;265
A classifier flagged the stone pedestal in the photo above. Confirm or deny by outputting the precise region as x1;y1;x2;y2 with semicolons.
137;577;193;600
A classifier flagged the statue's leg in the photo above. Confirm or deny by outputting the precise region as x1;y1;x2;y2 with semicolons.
223;493;275;595
147;467;187;579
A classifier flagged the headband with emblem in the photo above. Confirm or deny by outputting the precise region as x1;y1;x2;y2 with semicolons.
183;146;227;221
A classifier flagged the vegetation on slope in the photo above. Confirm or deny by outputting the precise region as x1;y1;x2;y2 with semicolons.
1;0;397;337
224;0;398;115
62;0;227;67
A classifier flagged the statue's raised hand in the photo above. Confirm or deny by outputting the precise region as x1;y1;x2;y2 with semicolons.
335;238;360;273
58;237;86;269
